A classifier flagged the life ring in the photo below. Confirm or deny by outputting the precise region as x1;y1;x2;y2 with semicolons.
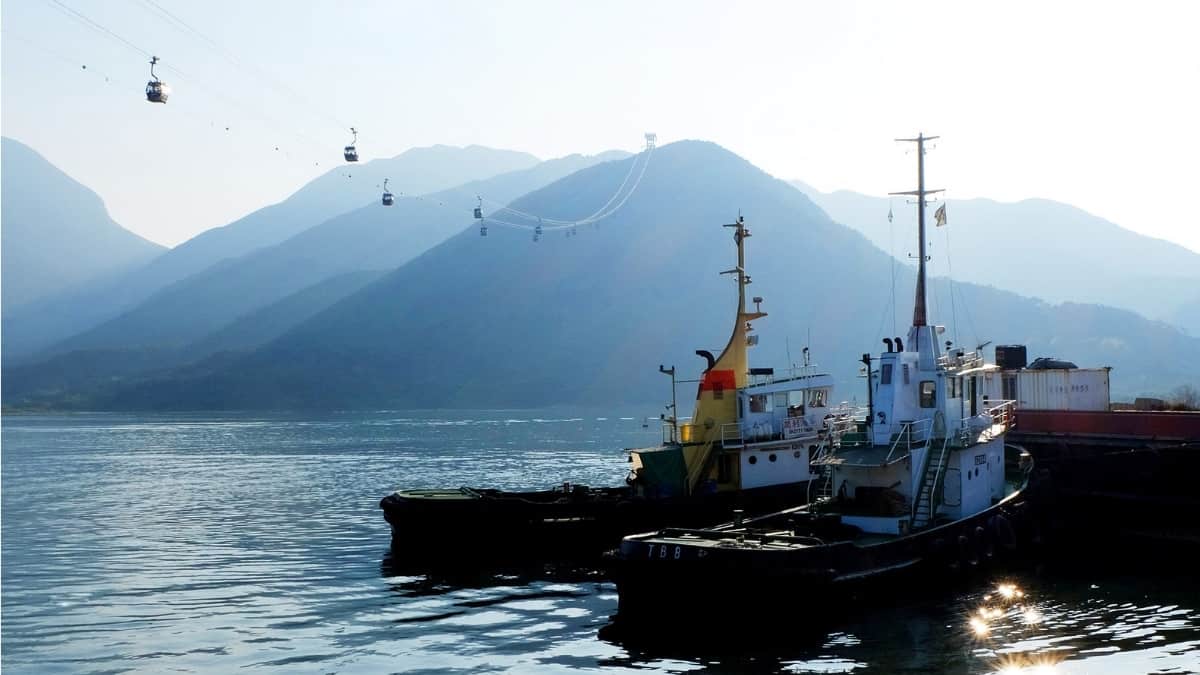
975;525;995;560
993;514;1018;551
958;533;978;567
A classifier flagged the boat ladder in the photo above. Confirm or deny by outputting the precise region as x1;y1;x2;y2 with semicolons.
807;435;837;504
910;432;953;530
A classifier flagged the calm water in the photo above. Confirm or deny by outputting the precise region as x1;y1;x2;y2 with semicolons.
2;411;1198;674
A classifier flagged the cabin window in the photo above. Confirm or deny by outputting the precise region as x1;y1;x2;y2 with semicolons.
920;381;936;408
881;363;893;385
947;377;957;399
774;392;788;409
902;364;910;384
808;389;827;407
749;394;770;413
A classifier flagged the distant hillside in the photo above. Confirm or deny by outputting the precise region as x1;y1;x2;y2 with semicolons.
2;144;539;360
791;182;1200;333
33;141;1196;411
1;137;164;314
44;151;626;356
2;271;381;405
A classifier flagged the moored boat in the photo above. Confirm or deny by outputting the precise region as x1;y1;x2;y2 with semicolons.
380;215;858;566
610;133;1040;621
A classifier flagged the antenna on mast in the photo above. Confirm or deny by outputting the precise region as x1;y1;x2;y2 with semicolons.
889;133;943;328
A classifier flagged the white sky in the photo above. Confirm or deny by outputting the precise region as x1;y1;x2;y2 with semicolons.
3;1;1198;252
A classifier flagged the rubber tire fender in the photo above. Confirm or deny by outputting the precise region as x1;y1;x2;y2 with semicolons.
993;514;1018;551
958;533;978;567
975;525;995;561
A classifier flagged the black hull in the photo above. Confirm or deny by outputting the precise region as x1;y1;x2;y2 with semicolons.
610;491;1038;625
380;481;816;569
1020;439;1200;548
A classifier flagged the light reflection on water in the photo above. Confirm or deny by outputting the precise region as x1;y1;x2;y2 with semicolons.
2;412;1198;674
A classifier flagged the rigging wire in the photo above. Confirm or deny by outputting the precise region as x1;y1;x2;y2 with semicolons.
21;2;657;243
46;0;153;60
489;146;644;225
6;24;330;172
41;0;333;159
942;192;960;348
484;144;654;228
888;196;897;338
130;0;350;132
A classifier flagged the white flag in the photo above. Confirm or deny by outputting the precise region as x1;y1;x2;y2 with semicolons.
934;203;947;227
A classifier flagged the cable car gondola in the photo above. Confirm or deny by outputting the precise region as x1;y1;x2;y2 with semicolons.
381;178;394;206
145;56;170;103
474;196;483;220
344;127;359;162
480;223;488;237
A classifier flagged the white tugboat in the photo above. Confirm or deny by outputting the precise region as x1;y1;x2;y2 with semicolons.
380;215;856;567
611;134;1036;621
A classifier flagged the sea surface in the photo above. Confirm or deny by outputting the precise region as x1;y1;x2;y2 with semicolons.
2;411;1198;674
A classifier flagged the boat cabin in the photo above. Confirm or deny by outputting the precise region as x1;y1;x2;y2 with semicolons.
733;371;834;445
817;323;1013;536
625;216;857;502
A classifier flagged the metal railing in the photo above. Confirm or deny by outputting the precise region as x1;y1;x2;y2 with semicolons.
884;417;933;463
957;399;1016;444
936;350;984;370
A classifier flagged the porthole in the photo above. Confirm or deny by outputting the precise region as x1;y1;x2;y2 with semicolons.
793;450;801;459
769;453;777;462
748;455;758;465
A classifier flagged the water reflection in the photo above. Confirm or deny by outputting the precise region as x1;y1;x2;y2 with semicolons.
3;413;1199;674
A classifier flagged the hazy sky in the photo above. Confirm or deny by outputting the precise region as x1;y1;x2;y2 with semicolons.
3;1;1198;253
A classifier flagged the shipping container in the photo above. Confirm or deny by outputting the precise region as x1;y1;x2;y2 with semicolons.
1009;368;1110;411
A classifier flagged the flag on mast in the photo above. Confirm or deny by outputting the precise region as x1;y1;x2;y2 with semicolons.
934;203;947;227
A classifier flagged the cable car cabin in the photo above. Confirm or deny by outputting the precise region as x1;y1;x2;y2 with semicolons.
480;224;488;237
474;206;483;219
534;224;543;236
145;80;170;103
343;146;358;162
382;192;394;206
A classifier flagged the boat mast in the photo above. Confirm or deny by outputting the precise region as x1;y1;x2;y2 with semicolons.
889;133;942;330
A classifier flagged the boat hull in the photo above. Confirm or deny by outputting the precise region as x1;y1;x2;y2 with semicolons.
610;490;1037;623
380;480;817;568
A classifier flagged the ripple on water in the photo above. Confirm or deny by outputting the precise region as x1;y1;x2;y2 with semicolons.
3;412;1199;674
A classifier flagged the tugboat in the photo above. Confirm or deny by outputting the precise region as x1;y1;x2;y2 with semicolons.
610;134;1037;621
380;215;858;566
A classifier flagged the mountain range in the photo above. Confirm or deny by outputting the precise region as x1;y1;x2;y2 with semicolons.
4;139;1196;410
1;138;164;314
1;142;540;361
791;181;1200;337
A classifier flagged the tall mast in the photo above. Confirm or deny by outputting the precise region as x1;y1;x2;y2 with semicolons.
890;133;942;328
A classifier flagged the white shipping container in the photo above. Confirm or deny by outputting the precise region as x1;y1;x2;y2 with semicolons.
1012;368;1110;411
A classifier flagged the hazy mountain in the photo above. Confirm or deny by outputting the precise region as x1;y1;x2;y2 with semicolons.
790;182;1200;332
45;151;626;356
35;141;1196;411
2;144;539;360
1;138;164;314
1;271;381;405
180;270;385;358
